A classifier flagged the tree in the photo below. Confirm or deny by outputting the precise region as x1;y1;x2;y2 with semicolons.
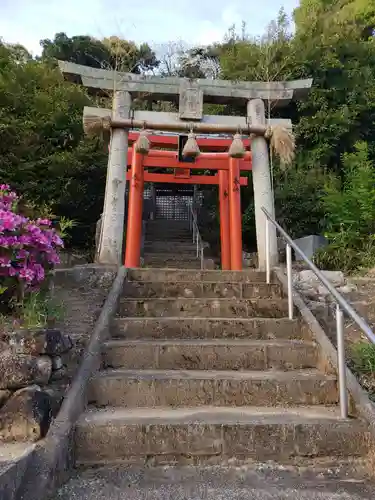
220;12;295;84
0;41;107;248
102;36;159;73
40;32;160;74
40;32;111;68
177;46;221;79
292;0;375;168
214;4;375;254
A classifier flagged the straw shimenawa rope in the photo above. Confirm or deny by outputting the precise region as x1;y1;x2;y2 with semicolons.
182;132;200;158
83;115;111;138
82;114;296;166
228;133;246;158
135;130;150;154
265;125;295;168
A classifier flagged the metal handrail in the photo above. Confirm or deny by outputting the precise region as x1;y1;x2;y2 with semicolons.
262;207;375;420
188;204;204;269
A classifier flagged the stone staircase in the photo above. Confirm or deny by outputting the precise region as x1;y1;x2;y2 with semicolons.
143;220;203;269
74;268;370;467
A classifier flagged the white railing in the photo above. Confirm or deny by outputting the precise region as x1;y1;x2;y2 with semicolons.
263;207;375;420
188;204;205;269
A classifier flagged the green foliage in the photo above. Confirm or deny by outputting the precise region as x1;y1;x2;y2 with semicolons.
217;3;375;260
220;10;295;83
102;37;159;73
13;290;64;329
351;342;375;375
314;142;375;271
292;0;375;169
0;40;107;248
243;167;328;249
40;33;110;68
40;32;159;73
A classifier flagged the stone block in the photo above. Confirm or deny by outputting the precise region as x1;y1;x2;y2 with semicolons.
123;282;282;299
103;342;157;370
0;386;52;442
0;351;52;390
88;370;338;408
103;339;318;371
43;329;73;356
223;423;291;459
242;283;281;299
0;390;11;408
76;421;145;463
118;297;290;319
145;423;222;456
111;317;304;341
266;341;318;370
127;268;270;283
74;408;369;465
293;235;327;261
297;270;345;289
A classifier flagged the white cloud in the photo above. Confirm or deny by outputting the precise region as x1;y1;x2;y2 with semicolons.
0;0;301;54
221;5;242;26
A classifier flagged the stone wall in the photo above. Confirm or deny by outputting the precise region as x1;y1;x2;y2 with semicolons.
0;266;116;452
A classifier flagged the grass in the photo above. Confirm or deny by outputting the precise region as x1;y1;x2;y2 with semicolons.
350;342;375;402
0;290;65;333
351;342;375;374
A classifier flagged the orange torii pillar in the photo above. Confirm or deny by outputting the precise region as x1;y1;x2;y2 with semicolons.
228;157;243;270
124;149;144;268
218;170;231;270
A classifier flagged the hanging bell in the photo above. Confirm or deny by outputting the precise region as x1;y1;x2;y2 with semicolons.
135;130;150;155
182;132;200;159
228;133;246;158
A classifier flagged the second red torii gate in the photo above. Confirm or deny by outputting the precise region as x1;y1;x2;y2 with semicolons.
124;132;252;271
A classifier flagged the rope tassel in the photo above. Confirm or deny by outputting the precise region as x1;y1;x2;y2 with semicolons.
182;132;200;158
228;133;246;158
265;125;295;168
135;130;150;154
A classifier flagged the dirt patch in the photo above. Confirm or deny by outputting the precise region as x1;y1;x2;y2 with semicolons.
48;269;115;403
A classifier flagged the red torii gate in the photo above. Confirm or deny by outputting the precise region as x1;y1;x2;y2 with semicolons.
123;132;252;271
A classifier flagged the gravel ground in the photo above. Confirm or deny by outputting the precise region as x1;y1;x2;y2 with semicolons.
55;463;375;500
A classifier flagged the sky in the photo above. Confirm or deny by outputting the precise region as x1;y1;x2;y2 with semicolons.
0;0;300;56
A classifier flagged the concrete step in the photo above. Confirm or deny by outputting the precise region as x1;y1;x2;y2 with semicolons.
118;297;291;318
122;281;282;299
102;339;318;371
128;268;272;283
74;406;368;465
147;221;190;228
143;252;201;261
110;317;305;340
145;233;193;241
143;255;200;263
88;369;337;407
141;259;202;269
143;244;198;256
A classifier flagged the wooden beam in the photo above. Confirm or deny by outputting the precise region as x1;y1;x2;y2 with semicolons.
60;61;313;107
126;149;252;171
126;171;249;186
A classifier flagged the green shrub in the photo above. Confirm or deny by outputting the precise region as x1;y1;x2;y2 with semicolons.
242;166;328;249
314;142;375;272
351;342;375;375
